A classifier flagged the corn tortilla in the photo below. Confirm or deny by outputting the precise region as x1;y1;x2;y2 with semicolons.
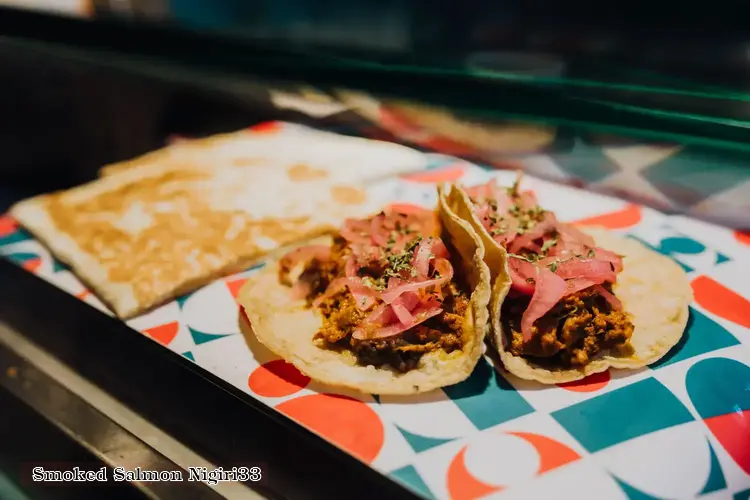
441;183;692;384
237;188;492;395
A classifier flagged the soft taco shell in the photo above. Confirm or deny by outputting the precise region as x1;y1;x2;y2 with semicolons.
442;183;692;384
237;191;492;395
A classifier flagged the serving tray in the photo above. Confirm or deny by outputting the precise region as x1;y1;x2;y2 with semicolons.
1;123;748;500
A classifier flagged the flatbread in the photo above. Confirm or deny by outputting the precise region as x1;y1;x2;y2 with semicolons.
237;190;492;395
337;90;556;154
98;124;428;179
9;137;425;319
442;184;692;384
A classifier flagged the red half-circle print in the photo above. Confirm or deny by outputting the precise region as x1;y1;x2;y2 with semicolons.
22;258;42;273
734;230;750;246
573;204;642;230
402;164;467;183
0;215;17;237
692;275;750;328
226;278;248;300
276;394;384;464
143;322;179;346
507;432;581;474
248;121;282;134
557;370;611;393
447;446;503;500
704;410;750;474
248;359;310;397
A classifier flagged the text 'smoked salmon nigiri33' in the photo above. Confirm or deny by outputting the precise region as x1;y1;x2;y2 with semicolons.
442;174;693;384
238;188;491;394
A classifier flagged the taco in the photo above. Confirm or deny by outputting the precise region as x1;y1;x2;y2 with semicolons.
237;194;492;395
442;175;692;384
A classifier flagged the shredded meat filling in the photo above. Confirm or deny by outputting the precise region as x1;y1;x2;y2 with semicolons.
290;236;468;373
502;285;634;367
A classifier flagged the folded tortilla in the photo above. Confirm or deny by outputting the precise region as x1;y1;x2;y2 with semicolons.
237;188;491;395
441;183;692;384
9;134;427;319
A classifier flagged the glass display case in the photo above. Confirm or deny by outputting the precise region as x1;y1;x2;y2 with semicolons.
0;5;748;500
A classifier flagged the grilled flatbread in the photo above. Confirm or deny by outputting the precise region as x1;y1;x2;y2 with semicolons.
98;124;427;179
10;132;427;319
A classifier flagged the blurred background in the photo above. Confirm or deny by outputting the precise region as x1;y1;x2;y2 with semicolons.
0;0;748;228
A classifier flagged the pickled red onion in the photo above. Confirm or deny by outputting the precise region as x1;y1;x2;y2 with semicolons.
520;268;568;341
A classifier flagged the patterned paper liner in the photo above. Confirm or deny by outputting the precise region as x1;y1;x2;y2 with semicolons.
1;124;749;500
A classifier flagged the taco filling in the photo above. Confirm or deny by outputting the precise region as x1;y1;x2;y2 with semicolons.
278;207;470;373
464;177;635;367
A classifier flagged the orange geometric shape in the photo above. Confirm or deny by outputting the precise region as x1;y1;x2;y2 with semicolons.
226;278;248;300
21;258;42;273
447;446;503;500
734;230;750;246
248;359;311;398
248;121;282;135
557;370;611;393
704;409;750;474
402;164;468;183
143;321;179;346
275;394;384;464
692;275;750;328
572;204;642;230
0;214;18;237
507;432;581;475
75;290;90;301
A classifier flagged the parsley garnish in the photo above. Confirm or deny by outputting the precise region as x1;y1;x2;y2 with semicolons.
587;248;596;258
548;260;560;273
541;237;558;254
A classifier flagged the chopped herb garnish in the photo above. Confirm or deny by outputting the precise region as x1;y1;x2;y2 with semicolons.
525;277;535;284
548;260;560;273
587;249;596;258
508;253;533;262
541;237;558;253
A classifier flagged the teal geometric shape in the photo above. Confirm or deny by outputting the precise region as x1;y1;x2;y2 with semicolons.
182;351;195;362
52;259;70;272
175;294;192;309
642;147;750;204
686;357;750;420
700;439;727;495
626;235;694;273
442;358;534;430
552;377;694;453
734;488;750;500
554;139;621;183
650;308;740;370
0;228;31;247
189;327;233;346
6;252;38;266
244;262;266;273
613;476;663;500
390;465;435;500
716;252;731;265
396;425;453;453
